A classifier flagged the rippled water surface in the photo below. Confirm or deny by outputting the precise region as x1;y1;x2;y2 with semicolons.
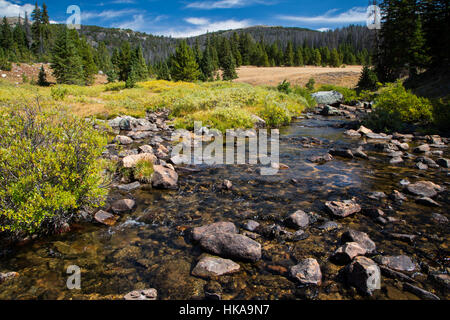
0;117;448;300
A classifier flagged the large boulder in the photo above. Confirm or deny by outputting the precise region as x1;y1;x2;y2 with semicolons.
312;91;344;105
108;116;136;131
151;165;178;189
192;222;238;242
191;256;240;279
345;256;381;295
289;258;322;286
199;232;262;262
325;200;361;218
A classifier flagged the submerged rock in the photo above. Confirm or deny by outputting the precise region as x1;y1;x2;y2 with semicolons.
329;148;354;159
309;153;333;164
192;222;238;242
117;181;141;192
378;255;416;272
416;197;441;207
191;256;240;278
436;158;450;168
285;210;310;229
403;283;440;300
124;289;157;300
94;210;118;226
345;256;381;295
199;232;262;262
0;272;19;284
111;199;136;214
325;200;361;218
290;258;322;286
332;242;367;264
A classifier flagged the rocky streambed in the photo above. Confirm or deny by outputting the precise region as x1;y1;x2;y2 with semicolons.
0;103;448;300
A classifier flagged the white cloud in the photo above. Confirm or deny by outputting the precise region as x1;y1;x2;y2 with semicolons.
186;0;274;10
317;28;330;32
162;18;251;38
278;7;367;24
81;9;139;22
0;0;34;18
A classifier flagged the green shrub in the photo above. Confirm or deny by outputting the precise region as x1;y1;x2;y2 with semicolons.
365;81;433;132
51;86;69;101
133;159;154;183
292;86;316;109
0;102;108;235
259;98;292;127
432;97;450;133
306;78;315;91
277;80;292;94
356;65;379;92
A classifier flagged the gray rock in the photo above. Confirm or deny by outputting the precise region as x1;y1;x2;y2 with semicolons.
365;132;391;140
243;220;260;232
320;105;340;116
329;148;354;159
108;116;136;130
151;165;178;189
191;256;240;278
378;255;416;272
114;135;133;145
138;145;154;154
111;199;136;214
286;210;310;229
388;233;416;244
199;232;262;262
406;181;444;198
344;130;361;137
325;200;361;218
380;266;416;283
436;158;450;168
341;229;376;253
124;289;157;300
416;197;440;207
357;126;373;135
390;156;404;164
309;153;333;163
431;213;448;223
117;181;141;192
317;221;341;231
312;90;343;105
345;256;381;295
192;222;238;242
290;258;322;286
333;242;367;264
94;210;118;226
353;147;369;159
390;190;407;202
415;162;428;170
414;144;430;153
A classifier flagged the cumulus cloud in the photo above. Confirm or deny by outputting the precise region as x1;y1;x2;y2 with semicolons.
81;9;140;22
278;7;367;24
0;0;34;18
161;18;251;38
186;0;275;10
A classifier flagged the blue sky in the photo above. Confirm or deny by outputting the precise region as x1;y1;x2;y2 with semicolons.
1;0;371;37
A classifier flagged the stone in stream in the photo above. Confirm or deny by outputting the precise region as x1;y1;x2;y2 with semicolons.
431;213;448;224
199;232;262;262
341;229;376;253
368;191;387;200
388;233;416;244
111;199;136;214
362;208;385;219
436;158;450;168
114;135;133;145
108;116;136;131
222;179;233;190
332;242;367;264
365;132;392;140
321;105;340;116
345;256;381;295
399;179;410;186
317;221;341;231
124;289;158;300
416;197;441;207
357;126;373;135
243;220;260;232
380;266;417;283
390;157;404;165
353;147;369;159
414;144;430;153
285;210;310;229
429;273;450;291
122;153;157;168
377;255;416;272
191;256;240;279
406;181;444;198
309;153;333;164
138;145;153;154
403;283;440;300
94;210;118;226
192;222;238;242
151;165;178;189
324;200;361;218
0;272;19;284
415;162;428;170
390;190;407;202
117;181;141;192
344;129;361;137
289;258;322;286
329;148;354;159
312;90;343;105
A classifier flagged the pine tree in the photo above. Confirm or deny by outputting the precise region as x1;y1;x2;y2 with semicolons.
37;64;48;86
156;61;171;81
96;42;112;73
222;40;237;80
51;27;84;85
118;42;132;81
356;65;379;91
170;40;201;82
200;40;214;81
79;37;98;85
330;49;341;67
0;48;12;71
133;46;148;80
313;49;322;66
125;63;138;88
31;2;42;55
284;42;294;66
294;48;304;66
1;17;14;52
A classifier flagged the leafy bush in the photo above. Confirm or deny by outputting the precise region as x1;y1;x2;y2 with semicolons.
133;159;154;183
0;102;108;235
292;86;316;109
365;81;433;132
277;80;292;94
306;78;315;91
51;86;69;101
259;97;292;127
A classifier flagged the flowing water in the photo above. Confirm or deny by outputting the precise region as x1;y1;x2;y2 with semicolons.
0;116;448;300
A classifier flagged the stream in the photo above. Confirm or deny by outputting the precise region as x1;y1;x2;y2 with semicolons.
0;115;448;300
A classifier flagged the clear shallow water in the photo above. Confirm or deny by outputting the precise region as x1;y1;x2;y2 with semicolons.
0;117;448;300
